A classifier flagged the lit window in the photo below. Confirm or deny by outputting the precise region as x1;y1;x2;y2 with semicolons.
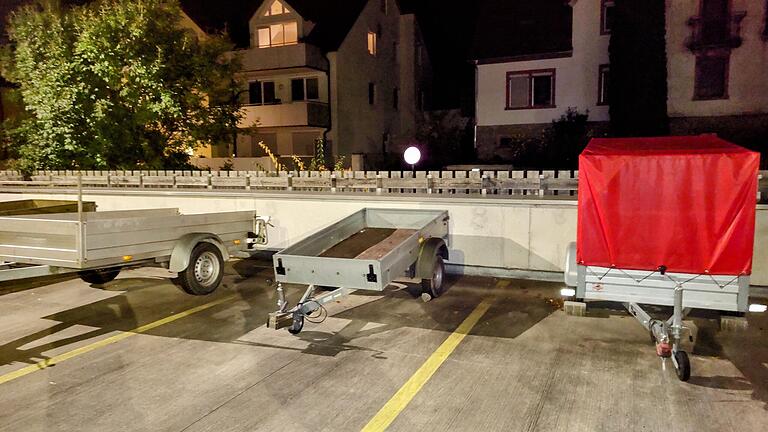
367;31;377;56
257;21;298;48
264;0;288;16
597;64;610;105
257;27;270;48
694;54;728;99
506;69;555;109
601;0;615;34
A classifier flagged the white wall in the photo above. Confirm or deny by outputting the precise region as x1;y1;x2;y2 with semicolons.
1;191;766;286
476;0;609;126
666;0;768;117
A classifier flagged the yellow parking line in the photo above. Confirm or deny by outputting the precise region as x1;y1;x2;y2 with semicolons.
0;294;235;386
361;280;506;432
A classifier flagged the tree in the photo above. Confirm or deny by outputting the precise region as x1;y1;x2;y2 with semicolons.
608;0;669;137
1;0;241;171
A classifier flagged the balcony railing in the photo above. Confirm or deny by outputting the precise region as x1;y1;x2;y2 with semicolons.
234;43;328;72
238;101;329;129
686;12;746;51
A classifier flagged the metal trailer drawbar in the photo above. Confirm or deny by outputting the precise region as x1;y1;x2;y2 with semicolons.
268;208;449;334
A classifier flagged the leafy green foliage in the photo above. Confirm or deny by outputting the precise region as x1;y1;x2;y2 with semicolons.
496;108;594;169
1;0;241;171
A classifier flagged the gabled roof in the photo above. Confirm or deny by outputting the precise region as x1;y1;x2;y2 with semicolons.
180;0;374;51
471;0;572;63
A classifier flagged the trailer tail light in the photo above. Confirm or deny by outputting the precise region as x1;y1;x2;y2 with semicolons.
560;288;576;297
749;304;767;313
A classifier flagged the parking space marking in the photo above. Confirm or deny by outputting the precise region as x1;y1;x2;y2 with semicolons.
0;294;235;386
361;281;505;431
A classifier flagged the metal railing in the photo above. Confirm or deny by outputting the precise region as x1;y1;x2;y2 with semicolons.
1;170;766;201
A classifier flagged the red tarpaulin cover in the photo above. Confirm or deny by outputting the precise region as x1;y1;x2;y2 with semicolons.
577;135;759;276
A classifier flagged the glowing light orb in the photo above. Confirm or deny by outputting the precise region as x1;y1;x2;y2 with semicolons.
403;146;421;165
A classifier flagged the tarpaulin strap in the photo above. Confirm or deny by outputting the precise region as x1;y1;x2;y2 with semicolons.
616;267;657;284
706;274;739;289
587;266;614;281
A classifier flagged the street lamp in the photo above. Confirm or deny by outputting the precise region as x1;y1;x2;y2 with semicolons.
403;146;421;174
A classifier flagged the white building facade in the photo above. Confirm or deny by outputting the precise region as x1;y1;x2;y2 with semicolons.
473;0;768;161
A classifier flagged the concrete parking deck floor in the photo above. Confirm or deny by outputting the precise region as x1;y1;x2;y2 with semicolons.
0;259;766;432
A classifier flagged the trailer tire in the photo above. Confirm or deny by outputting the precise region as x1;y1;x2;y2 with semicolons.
421;256;445;298
79;268;121;285
674;351;691;382
175;243;224;295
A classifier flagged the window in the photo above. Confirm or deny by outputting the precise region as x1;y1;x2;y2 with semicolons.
291;79;304;101
506;69;555;109
264;0;288;16
694;54;728;99
597;64;610;105
248;82;262;104
393;87;399;110
367;31;377;55
368;82;376;105
601;0;615;35
291;77;320;101
306;78;319;100
257;21;298;48
248;81;278;105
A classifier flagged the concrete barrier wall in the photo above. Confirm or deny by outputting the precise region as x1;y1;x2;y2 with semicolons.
1;190;766;286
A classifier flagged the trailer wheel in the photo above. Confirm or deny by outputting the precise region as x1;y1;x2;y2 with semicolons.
79;268;121;285
674;351;691;381
175;243;224;295
421;256;445;298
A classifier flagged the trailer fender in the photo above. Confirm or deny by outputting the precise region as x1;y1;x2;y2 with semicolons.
169;233;229;273
415;238;449;279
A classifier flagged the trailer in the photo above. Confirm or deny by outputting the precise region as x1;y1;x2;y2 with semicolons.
563;135;764;381
0;204;270;295
268;208;449;334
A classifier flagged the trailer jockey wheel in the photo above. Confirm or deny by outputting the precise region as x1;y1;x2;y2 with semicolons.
674;351;691;381
421;256;445;298
288;312;304;334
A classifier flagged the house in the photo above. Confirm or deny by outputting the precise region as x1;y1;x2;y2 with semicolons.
666;0;768;147
471;0;609;161
472;0;768;161
183;0;431;162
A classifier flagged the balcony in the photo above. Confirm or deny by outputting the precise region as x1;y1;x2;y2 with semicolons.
238;101;329;129
686;12;746;52
234;43;328;74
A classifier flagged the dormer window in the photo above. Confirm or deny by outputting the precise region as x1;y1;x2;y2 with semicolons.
258;21;298;48
264;0;289;16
